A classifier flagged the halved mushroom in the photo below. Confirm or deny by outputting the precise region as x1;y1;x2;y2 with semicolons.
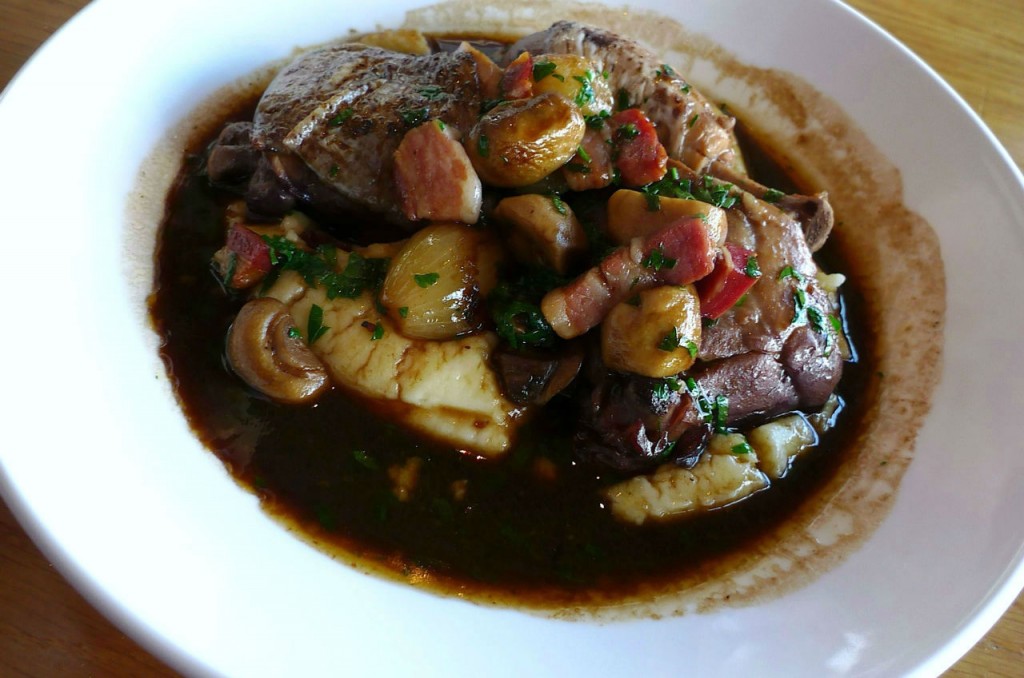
226;297;330;404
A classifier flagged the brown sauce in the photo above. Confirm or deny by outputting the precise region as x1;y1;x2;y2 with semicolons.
148;87;875;609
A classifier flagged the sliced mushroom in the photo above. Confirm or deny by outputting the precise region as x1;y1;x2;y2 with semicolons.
226;298;330;404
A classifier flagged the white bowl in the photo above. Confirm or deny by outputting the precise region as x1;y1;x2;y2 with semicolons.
1;0;1023;675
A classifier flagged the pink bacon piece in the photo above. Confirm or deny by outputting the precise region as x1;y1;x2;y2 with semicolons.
541;216;716;339
393;119;482;224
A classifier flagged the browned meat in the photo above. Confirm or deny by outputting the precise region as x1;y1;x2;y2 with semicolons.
206;122;260;188
574;187;844;473
503;21;737;172
709;160;834;251
699;192;831;360
574;369;710;473
251;44;484;225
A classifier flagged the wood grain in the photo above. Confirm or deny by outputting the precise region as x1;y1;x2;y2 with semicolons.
1;1;1021;675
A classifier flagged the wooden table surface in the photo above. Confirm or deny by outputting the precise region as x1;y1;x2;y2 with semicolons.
1;0;1022;675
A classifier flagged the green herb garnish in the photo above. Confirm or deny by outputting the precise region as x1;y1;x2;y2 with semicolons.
616;88;631;110
550;193;567;215
352;449;378;470
778;265;804;282
532;60;558;81
744;255;762;278
361;320;384;341
762;188;785;203
616;123;640;140
573;71;595;108
714;394;729;432
399;107;429;127
261;238;388;300
584;110;611;129
642;246;677;272
418;85;445;100
328;108;354;127
489;269;565;350
658;327;680;352
731;442;754;455
414;272;440;288
307;304;329;344
640;168;737;209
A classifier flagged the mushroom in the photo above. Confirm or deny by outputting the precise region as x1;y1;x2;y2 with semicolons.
226;298;330;404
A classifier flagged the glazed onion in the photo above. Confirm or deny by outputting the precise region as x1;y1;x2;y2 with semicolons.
381;223;499;340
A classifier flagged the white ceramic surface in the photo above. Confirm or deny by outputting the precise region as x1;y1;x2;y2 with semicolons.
1;0;1023;675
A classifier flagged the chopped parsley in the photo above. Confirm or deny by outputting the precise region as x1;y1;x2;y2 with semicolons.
361;320;385;341
680;82;691;94
714;394;729;432
576;145;592;163
328;108;354;127
640;167;738;209
550;193;568;216
222;252;237;287
762;188;785;203
477;133;490;158
398;306;409;318
307;304;329;344
642;246;677;272
806;306;827;334
584;110;611;129
573;71;596;108
414;272;440;288
616;88;631;111
352;449;379;470
262;236;388;300
616;123;640;140
778;265;804;282
654;64;676;78
287;326;302;340
744;255;762;278
658;327;680;352
644;192;661;211
417;85;445;101
399;107;429;127
688;114;699;128
533;60;557;81
731;441;754;456
489;268;565;350
564;162;591;174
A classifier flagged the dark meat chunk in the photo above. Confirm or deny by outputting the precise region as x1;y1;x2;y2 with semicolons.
574;371;710;473
207;122;260;188
252;44;483;226
780;325;843;407
245;156;295;217
492;345;583;405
